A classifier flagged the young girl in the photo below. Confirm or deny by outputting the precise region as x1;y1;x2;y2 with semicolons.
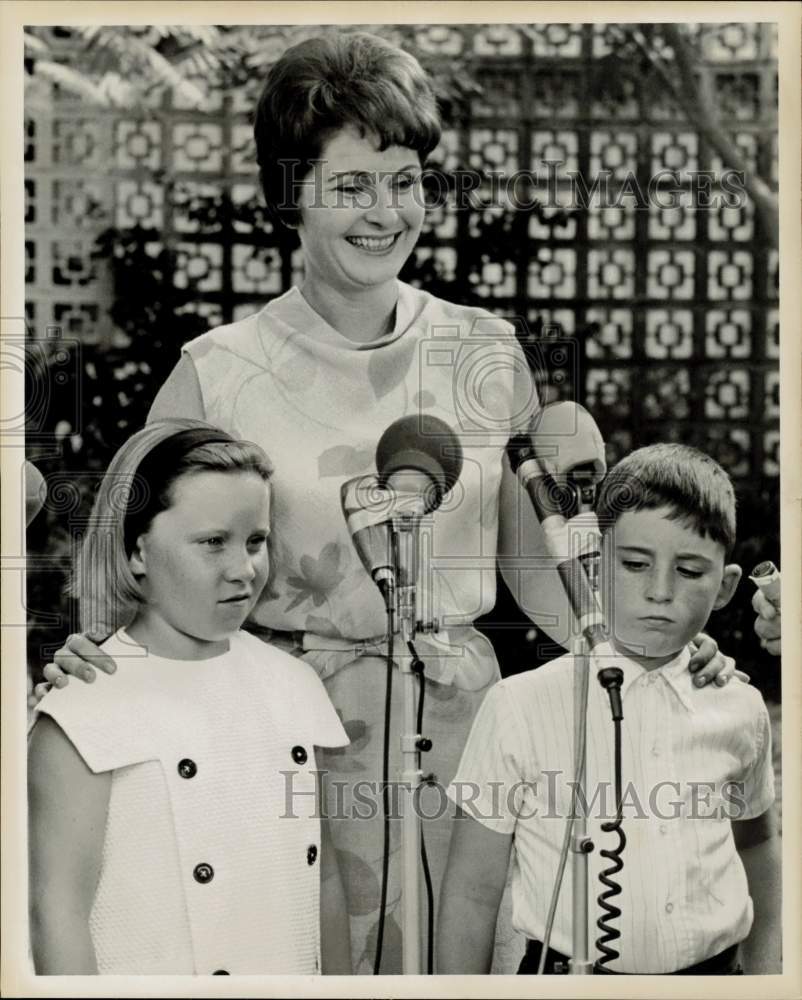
28;419;351;975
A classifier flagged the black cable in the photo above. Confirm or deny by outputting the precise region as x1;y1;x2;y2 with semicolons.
421;825;434;975
595;668;626;972
372;621;394;976
409;640;435;974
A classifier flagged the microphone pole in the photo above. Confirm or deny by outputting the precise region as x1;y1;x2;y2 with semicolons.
341;475;430;973
388;486;426;975
507;402;612;976
375;416;463;975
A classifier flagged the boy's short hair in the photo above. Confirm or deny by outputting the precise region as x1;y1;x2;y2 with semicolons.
254;31;442;226
596;443;737;555
73;419;273;640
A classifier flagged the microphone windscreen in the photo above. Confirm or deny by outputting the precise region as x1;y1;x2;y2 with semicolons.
375;415;463;507
25;460;47;527
528;402;606;481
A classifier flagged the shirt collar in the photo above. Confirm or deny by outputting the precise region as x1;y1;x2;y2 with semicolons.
593;644;696;713
657;644;697;712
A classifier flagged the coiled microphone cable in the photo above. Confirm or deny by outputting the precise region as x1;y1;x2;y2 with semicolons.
595;667;626;972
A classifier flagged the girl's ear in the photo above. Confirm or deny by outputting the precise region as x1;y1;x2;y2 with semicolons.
713;563;742;611
128;535;148;577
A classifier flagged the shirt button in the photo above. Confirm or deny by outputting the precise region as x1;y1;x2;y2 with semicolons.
665;901;674;914
659;824;668;835
292;745;308;765
193;863;214;884
651;746;660;757
307;844;318;866
177;758;197;779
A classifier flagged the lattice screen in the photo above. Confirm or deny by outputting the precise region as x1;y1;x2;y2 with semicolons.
24;22;779;483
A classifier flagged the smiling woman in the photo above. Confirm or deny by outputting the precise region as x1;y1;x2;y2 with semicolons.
293;127;427;343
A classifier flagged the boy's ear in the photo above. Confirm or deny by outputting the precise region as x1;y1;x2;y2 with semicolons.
128;536;148;577
713;564;742;610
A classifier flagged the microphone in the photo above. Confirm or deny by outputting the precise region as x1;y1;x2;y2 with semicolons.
341;417;464;637
375;415;463;513
341;474;396;618
376;416;463;639
508;401;606;521
25;460;47;527
507;402;611;659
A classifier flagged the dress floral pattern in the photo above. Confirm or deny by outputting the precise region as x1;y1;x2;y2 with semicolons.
183;281;535;972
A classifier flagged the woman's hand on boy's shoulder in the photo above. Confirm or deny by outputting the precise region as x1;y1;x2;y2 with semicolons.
688;633;749;688
34;633;116;701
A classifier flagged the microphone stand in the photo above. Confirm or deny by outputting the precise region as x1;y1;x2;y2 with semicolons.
391;508;424;975
530;497;615;976
569;634;594;974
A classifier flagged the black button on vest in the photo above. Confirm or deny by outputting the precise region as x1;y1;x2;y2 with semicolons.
193;863;214;884
291;745;308;765
307;844;318;866
177;758;197;779
213;969;229;975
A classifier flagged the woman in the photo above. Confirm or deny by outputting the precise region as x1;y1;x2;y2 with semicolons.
40;31;736;973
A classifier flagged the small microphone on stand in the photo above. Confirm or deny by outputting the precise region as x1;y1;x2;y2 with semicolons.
375;416;463;640
507;400;610;665
341;415;463;638
25;461;47;527
340;474;396;622
340;415;464;975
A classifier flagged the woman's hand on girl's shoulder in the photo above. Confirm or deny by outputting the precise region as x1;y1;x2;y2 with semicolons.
35;633;116;701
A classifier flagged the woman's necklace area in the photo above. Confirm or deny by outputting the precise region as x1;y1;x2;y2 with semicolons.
300;284;399;345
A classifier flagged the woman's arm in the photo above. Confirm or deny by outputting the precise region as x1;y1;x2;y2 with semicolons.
28;715;111;973
147;353;205;422
497;458;575;648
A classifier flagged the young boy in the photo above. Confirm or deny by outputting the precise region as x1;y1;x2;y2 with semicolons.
438;444;780;975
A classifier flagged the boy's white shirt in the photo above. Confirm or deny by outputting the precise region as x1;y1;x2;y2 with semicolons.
448;644;775;974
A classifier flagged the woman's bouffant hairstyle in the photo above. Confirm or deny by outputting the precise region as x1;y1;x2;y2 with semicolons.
596;443;737;556
254;31;442;227
72;419;274;640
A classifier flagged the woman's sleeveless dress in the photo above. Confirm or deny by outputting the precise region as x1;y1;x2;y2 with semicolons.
183;281;536;972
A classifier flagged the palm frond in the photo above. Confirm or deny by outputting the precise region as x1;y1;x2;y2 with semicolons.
23;30;50;55
32;60;108;105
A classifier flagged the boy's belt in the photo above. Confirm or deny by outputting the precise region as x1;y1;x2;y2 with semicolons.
520;939;743;975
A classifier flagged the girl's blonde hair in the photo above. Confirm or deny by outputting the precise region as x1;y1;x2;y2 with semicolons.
73;419;273;639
